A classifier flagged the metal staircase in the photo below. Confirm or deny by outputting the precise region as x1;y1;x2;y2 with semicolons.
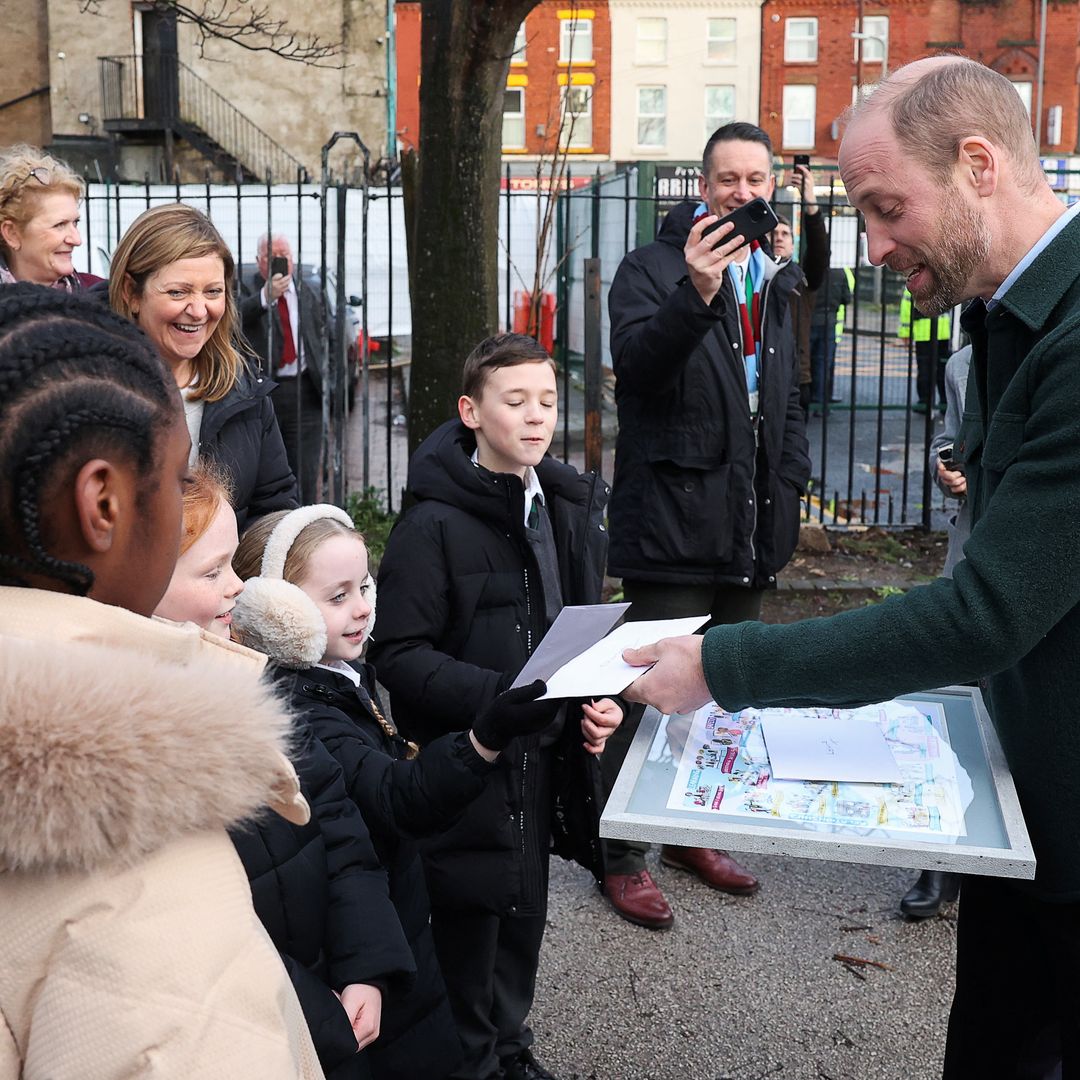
98;54;306;182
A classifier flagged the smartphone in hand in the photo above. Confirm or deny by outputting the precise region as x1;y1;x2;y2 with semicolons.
270;255;289;278
938;444;964;473
700;197;780;252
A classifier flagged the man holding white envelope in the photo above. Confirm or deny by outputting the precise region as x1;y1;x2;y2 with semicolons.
622;57;1080;1080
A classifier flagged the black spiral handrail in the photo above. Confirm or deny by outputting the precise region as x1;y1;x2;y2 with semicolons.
98;54;306;182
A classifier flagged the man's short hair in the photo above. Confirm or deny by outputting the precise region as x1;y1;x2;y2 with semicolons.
774;212;792;229
462;333;555;399
865;59;1044;194
256;232;290;256
702;122;773;177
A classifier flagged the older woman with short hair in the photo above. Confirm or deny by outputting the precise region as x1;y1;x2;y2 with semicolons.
110;202;298;527
0;144;86;289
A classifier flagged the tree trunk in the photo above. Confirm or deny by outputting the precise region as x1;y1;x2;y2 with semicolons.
408;0;539;456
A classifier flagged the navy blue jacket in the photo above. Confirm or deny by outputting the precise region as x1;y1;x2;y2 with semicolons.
230;726;415;1080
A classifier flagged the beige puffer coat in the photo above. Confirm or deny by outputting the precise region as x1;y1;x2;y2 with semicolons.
0;587;325;1079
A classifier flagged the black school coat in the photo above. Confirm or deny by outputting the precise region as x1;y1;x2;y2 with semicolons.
229;726;415;1080
283;661;498;1080
369;420;611;917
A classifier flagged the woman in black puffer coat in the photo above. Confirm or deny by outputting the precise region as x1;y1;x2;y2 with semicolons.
107;203;298;528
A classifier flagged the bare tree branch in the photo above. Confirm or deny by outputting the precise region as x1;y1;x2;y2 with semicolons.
78;0;346;67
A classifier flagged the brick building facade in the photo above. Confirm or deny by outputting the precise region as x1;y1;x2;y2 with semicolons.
395;2;612;161
760;0;1080;161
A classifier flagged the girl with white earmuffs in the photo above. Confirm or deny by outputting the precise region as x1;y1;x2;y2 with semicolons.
154;465;417;1080
231;505;557;1080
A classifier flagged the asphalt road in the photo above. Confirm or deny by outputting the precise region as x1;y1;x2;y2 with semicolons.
532;850;955;1080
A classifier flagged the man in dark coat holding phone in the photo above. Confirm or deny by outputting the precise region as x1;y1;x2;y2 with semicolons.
240;234;327;500
600;121;810;929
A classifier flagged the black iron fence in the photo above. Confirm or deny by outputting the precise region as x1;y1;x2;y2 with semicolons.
504;162;964;531
73;160;984;530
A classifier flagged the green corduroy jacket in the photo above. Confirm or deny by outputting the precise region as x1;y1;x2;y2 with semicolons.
702;210;1080;900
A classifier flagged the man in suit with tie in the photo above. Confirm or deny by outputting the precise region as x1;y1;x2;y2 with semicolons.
240;233;326;500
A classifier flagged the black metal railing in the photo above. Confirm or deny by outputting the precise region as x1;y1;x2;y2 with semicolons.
83;159;1076;530
98;55;306;182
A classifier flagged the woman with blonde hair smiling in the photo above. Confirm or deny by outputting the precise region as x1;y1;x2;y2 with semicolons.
110;202;298;526
0;144;87;289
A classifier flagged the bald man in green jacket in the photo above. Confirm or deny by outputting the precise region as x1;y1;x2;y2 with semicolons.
624;58;1080;1080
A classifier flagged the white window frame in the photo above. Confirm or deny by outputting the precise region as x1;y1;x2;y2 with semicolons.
704;85;736;140
1047;104;1063;146
706;17;737;64
502;87;526;150
636;85;667;149
782;84;816;149
784;18;818;63
560;18;592;63
1011;80;1033;118
511;23;527;65
854;15;888;63
635;17;667;64
560;84;593;150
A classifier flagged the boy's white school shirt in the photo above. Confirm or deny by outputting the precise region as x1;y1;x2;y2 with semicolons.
469;449;545;526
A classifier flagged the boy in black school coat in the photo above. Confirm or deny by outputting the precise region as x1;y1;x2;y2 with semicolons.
370;334;624;1080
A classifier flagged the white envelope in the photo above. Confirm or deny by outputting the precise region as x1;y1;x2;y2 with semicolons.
760;713;903;784
540;615;709;700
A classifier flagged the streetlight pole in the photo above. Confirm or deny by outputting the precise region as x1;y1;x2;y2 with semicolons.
851;31;889;81
1035;0;1047;150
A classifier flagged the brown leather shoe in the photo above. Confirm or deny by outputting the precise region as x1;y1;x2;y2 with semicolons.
603;869;674;929
660;846;760;896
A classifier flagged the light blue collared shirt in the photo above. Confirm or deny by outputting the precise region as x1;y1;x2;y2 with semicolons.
987;199;1080;310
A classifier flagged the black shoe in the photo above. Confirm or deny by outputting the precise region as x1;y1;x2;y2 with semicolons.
912;401;929;414
900;870;960;919
501;1048;558;1080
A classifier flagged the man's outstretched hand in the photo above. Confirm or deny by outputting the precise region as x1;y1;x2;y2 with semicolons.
622;635;713;715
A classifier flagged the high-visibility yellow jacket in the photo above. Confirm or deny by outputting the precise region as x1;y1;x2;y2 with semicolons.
898;289;951;341
835;266;856;343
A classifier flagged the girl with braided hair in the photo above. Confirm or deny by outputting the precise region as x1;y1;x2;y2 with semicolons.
0;284;324;1078
108;202;298;528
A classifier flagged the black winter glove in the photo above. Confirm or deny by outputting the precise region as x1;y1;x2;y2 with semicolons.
471;680;558;752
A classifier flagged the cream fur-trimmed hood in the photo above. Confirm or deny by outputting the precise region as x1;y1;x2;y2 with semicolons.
0;587;309;873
